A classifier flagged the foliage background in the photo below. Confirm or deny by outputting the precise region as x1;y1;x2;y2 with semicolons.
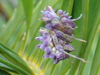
0;0;100;75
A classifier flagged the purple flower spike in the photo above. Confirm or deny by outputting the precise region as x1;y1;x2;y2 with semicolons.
35;6;85;64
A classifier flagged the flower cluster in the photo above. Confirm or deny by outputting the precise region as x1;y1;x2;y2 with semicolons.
35;6;86;64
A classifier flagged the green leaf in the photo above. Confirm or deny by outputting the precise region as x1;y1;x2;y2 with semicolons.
0;69;10;75
61;0;74;15
89;28;100;75
21;0;34;57
0;1;24;43
77;0;100;74
21;0;34;25
0;42;34;75
0;58;30;75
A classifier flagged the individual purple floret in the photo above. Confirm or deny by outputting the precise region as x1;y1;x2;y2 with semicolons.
35;6;87;64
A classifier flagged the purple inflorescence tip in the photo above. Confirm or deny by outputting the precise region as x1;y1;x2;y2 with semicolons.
35;6;83;64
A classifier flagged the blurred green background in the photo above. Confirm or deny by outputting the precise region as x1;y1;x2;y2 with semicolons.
0;0;100;75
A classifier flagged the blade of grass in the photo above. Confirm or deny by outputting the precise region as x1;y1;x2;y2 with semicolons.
61;0;74;15
11;22;26;50
77;0;100;74
0;1;24;43
67;0;85;74
0;42;34;75
0;55;17;73
21;0;34;56
0;58;30;75
5;21;25;46
0;69;10;75
0;0;13;18
82;25;100;75
21;0;34;25
88;0;99;34
89;34;100;75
